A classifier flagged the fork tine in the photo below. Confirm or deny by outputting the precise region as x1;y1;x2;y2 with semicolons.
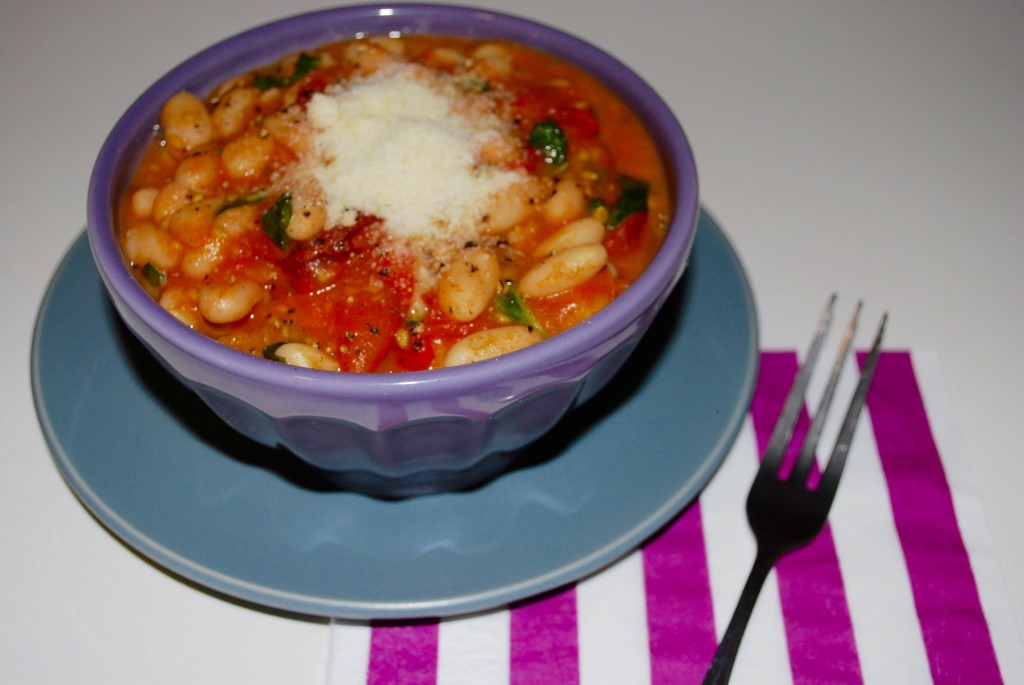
760;293;836;472
706;302;886;685
789;301;862;484
818;312;888;500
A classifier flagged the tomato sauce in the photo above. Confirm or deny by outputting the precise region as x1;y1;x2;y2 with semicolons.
119;35;671;372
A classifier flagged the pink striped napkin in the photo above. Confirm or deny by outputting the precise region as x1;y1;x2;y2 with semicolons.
326;352;1024;684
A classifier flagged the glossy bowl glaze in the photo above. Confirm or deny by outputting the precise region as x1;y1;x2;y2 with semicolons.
86;3;699;496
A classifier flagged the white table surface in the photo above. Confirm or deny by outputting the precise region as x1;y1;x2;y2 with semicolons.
2;1;1021;681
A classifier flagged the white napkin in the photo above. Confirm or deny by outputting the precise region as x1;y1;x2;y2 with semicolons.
326;351;1024;684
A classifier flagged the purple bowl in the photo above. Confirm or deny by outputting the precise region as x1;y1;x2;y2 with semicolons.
86;3;699;497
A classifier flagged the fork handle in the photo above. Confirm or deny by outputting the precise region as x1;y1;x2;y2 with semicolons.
703;549;777;685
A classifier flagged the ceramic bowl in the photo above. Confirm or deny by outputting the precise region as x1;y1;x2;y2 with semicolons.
86;3;699;496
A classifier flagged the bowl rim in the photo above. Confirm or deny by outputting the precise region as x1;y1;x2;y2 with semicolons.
87;2;699;403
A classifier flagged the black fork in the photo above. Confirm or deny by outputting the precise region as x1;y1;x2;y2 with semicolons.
703;295;887;684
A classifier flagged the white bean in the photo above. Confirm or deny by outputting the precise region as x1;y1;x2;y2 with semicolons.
212;204;261;237
532;217;605;258
477;132;517;165
212;76;248;99
443;325;543;367
437;247;500;322
123;223;182;271
259;87;283;110
173;152;221;192
211;86;261;138
168;198;219;247
519;243;608;298
263;107;310;155
541;178;586;225
368;36;405;56
181;240;223;279
481;181;537;234
221;135;275;181
151;181;191;224
471;43;512;61
160;91;214;151
131;188;159;219
424;46;466;69
197;278;262;324
158;287;200;328
345;39;401;73
471;43;512;78
285;180;327;241
271;342;341;372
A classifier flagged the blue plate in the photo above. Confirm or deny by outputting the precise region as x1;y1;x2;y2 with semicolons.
31;210;757;619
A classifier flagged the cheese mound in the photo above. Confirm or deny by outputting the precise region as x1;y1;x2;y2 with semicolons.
304;64;524;249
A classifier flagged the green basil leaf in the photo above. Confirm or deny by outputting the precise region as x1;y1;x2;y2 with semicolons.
608;175;649;226
528;119;568;170
461;78;490;93
254;52;321;90
141;262;166;287
261;193;292;249
496;286;545;336
217;192;267;215
263;342;287;363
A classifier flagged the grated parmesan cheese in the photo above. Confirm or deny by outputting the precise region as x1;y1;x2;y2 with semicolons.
302;64;525;251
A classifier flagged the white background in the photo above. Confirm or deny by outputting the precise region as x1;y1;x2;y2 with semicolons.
2;1;1021;681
